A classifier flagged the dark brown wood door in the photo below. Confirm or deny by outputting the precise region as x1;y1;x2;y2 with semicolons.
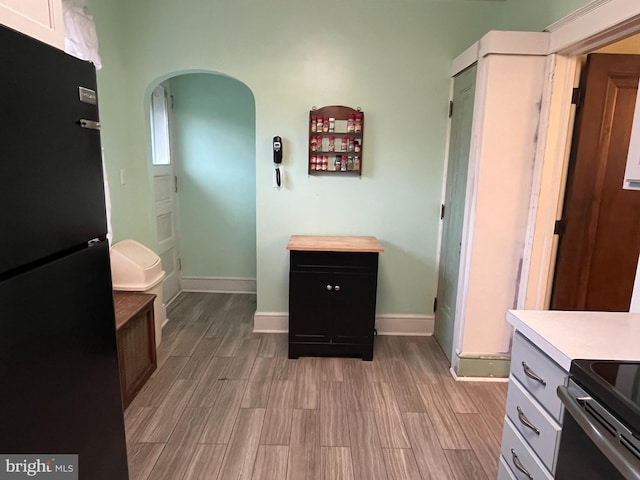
551;53;640;311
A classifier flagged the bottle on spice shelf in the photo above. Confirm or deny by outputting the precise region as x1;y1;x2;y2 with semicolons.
322;155;328;171
328;136;335;152
310;136;317;152
310;155;317;170
354;113;362;133
341;156;347;171
317;135;323;152
354;155;360;171
347;113;355;133
329;117;335;133
316;116;323;133
347;156;354;171
334;156;342;171
348;138;354;152
341;137;347;152
322;117;329;133
311;116;317;132
354;140;361;153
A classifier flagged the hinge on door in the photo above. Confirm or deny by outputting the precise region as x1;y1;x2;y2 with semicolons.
178;258;182;271
433;297;438;313
170;94;175;110
554;218;566;236
448;100;454;118
174;175;178;193
571;88;582;107
440;204;445;220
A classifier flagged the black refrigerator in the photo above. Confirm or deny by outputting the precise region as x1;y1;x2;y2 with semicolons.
0;25;129;479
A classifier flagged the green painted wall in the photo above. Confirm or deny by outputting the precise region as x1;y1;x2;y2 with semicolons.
500;0;592;32
89;0;508;316
169;73;256;278
91;0;153;245
89;0;592;317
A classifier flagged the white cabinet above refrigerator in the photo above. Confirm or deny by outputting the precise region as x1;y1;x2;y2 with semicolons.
0;0;63;49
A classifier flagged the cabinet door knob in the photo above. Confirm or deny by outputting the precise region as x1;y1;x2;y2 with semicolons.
334;285;341;292
326;285;333;291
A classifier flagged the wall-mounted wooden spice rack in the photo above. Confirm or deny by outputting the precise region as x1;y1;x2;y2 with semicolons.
308;105;364;176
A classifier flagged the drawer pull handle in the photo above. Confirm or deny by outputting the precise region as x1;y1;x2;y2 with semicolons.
517;406;540;435
326;285;333;291
522;361;546;386
334;285;341;292
510;449;533;479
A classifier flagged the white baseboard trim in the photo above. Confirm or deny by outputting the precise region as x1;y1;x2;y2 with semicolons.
253;312;289;333
252;312;434;336
375;314;433;336
180;276;256;294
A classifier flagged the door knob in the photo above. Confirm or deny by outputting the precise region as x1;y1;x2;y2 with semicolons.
326;285;332;291
334;285;341;291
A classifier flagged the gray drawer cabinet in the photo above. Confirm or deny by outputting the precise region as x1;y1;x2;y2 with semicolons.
499;331;568;478
510;331;567;422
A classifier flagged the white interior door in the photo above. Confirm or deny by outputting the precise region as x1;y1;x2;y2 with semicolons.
434;64;477;361
151;85;180;303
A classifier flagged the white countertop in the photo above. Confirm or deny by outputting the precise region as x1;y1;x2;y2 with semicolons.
507;310;640;371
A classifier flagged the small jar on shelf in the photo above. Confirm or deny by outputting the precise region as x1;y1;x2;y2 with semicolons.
311;116;317;132
347;114;355;133
354;113;362;133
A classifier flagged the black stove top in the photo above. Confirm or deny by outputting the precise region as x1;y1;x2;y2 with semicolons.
570;360;640;436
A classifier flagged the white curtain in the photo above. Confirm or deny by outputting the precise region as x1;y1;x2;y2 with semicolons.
62;0;102;69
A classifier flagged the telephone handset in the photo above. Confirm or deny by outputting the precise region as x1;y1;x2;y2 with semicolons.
273;136;283;164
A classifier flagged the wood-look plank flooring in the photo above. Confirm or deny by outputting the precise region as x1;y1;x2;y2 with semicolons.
125;292;507;480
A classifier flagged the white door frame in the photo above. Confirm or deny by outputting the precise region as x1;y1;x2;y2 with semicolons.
521;0;640;310
438;0;640;370
149;83;182;304
446;32;550;369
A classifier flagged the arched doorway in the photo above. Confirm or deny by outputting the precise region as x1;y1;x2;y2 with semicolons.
148;72;256;303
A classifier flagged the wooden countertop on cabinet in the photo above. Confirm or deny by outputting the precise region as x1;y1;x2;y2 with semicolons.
286;235;384;253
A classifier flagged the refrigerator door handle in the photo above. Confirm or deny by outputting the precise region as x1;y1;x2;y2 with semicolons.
79;119;101;130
